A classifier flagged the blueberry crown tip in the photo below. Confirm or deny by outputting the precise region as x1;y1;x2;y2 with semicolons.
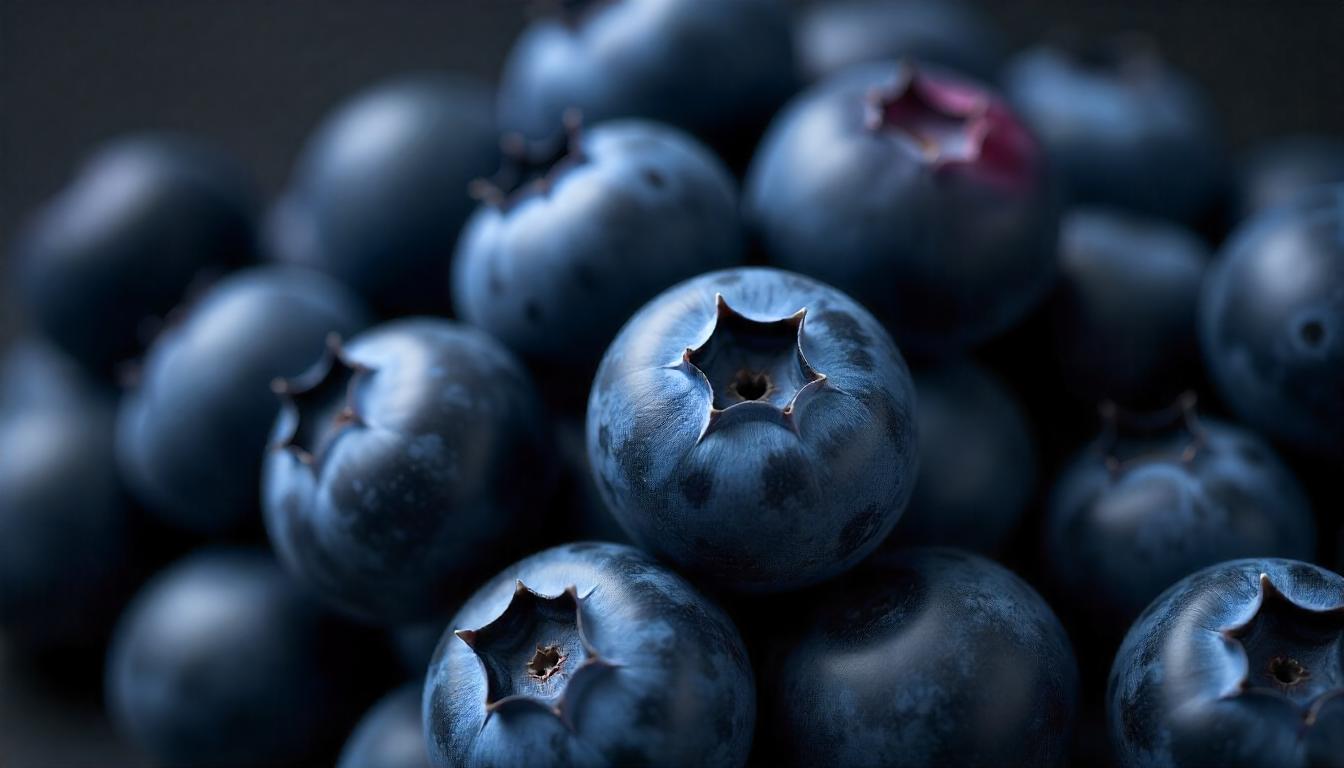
863;62;993;168
1098;391;1206;477
271;332;369;467
471;111;585;211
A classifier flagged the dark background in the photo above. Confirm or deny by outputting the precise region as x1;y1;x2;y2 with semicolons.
2;1;1343;765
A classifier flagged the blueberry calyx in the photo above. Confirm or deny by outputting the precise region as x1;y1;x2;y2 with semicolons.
682;294;829;440
1097;391;1207;477
454;580;618;729
864;63;992;167
470;110;586;211
1222;573;1344;724
270;333;369;467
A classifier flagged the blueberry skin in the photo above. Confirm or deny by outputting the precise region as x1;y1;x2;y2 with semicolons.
270;75;497;317
1;337;109;411
766;548;1078;767
0;393;140;649
423;542;755;767
107;550;385;768
888;361;1035;555
1052;208;1210;406
1045;418;1315;642
745;62;1059;354
117;267;371;534
496;0;797;167
453;120;743;366
1108;559;1344;768
586;267;918;592
795;0;1006;83
263;319;554;624
1004;43;1223;222
1200;186;1344;458
339;683;430;768
15;135;257;379
1239;135;1344;219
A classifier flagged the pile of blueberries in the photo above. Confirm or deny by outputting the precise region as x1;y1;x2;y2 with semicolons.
4;1;1344;766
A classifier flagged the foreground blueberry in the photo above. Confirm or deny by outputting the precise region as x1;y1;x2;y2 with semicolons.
423;542;755;767
453;118;742;367
14;135;256;379
1109;558;1344;767
1052;208;1210;406
746;62;1058;353
1200;186;1344;458
586;268;918;592
1045;399;1316;642
339;683;429;768
795;0;1006;83
764;548;1078;767
118;267;370;534
1004;39;1223;222
263;318;554;623
1239;135;1344;218
887;361;1035;555
107;550;388;767
496;0;796;167
270;75;497;317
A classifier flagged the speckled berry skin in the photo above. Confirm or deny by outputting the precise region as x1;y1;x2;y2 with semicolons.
263;318;554;624
1200;186;1344;459
270;75;498;317
1045;415;1316;642
1109;559;1344;768
496;0;797;168
452;120;742;367
1004;41;1223;223
1052;208;1209;406
765;548;1078;767
15;135;256;379
107;550;387;768
339;683;430;768
422;542;755;768
795;0;1006;84
745;62;1058;354
1238;136;1344;219
586;267;918;592
117;267;371;534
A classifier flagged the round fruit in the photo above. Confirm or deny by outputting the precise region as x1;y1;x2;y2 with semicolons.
15;135;256;378
422;542;755;767
765;548;1078;767
117;267;370;534
1200;185;1344;458
586;267;918;592
1109;558;1344;768
338;683;429;768
270;75;497;317
453;118;742;366
1045;399;1316;641
1239;135;1344;218
746;61;1058;353
263;318;554;623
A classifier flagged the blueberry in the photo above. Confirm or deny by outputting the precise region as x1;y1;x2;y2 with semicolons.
764;548;1078;767
1200;185;1344;458
746;61;1058;354
270;75;498;317
1004;38;1224;222
586;267;918;592
795;0;1006;84
263;318;555;623
496;0;797;168
453;118;743;367
422;542;755;767
107;549;390;767
1238;135;1344;218
338;683;430;768
1052;208;1210;406
117;267;371;534
1109;558;1344;768
887;360;1035;555
1045;399;1316;643
14;135;257;379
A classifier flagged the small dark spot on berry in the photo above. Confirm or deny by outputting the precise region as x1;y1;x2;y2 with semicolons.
1299;319;1326;347
525;301;543;324
643;168;665;188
